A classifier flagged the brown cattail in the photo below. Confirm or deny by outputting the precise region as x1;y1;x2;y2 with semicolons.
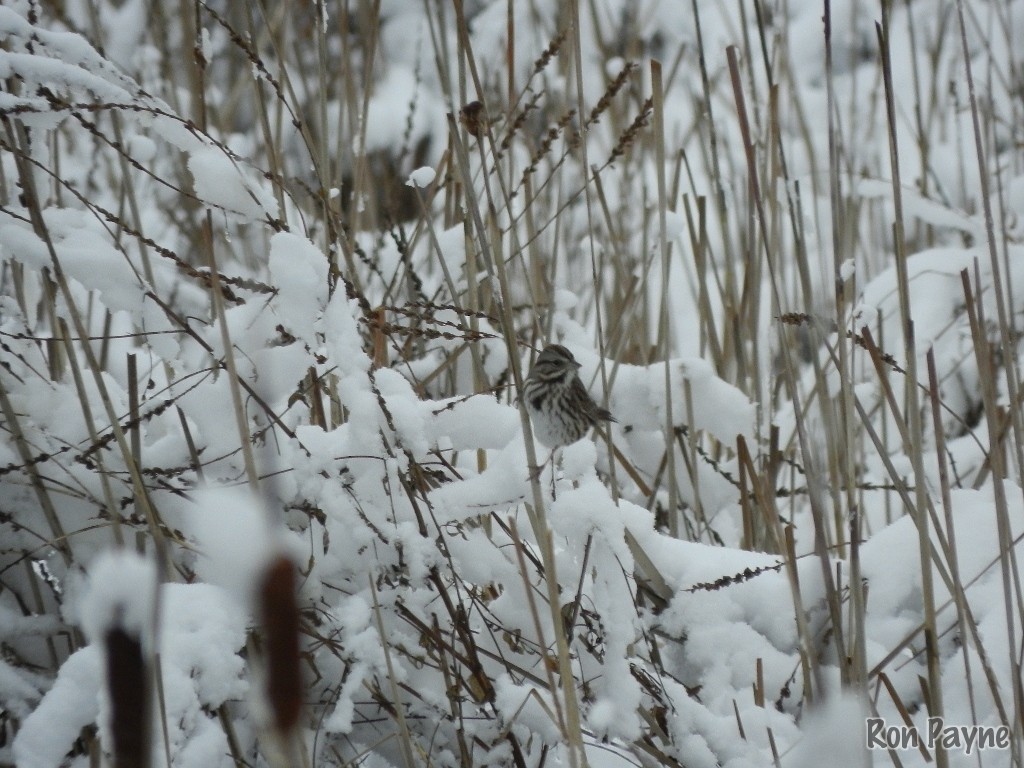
104;623;151;768
258;555;303;734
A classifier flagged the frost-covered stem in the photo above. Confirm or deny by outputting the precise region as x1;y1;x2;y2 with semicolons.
823;0;864;692
508;518;573;739
650;61;680;538
680;385;706;537
127;354;143;497
58;318;124;548
469;112;527;377
688;0;735;300
412;184;489;385
447;1;586;744
959;271;1024;756
369;574;417;768
877;10;945;756
726;41;838;697
200;213;259;490
954;6;1024;756
0;384;72;565
681;196;724;383
925;350;983;732
853;329;962;600
864;348;1009;731
823;0;855;565
179;0;206;126
449;105;583;758
243;4;289;228
420;0;453;109
781;527;816;702
520;179;547;339
0;148;69;567
183;0;254;492
347;0;382;235
6;119;170;567
153;652;174;768
313;0;332;205
567;0;617;499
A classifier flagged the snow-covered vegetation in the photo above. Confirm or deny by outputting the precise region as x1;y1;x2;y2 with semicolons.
2;0;1024;766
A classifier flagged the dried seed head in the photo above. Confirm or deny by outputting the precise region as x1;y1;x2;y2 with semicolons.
459;101;487;138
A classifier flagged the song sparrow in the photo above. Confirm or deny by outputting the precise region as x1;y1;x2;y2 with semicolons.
523;344;616;450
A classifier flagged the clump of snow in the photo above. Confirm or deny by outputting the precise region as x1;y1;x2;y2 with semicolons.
268;231;328;345
788;694;869;768
405;166;436;188
127;133;157;163
77;550;157;644
493;675;562;744
186;485;277;608
12;647;102;768
430;395;519;451
187;145;279;220
1;210;149;312
575;350;756;446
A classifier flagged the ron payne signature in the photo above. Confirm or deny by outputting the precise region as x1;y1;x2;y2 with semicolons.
866;717;1011;756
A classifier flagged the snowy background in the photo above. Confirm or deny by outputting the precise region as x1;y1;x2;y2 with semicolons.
2;0;1024;766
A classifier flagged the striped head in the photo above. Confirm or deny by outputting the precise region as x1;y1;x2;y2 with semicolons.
528;344;581;383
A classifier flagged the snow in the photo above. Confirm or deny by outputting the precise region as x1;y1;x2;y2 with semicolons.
430;394;519;450
3;0;1024;766
76;550;157;644
787;694;868;768
187;145;279;221
492;674;562;744
126;133;156;163
268;231;329;345
13;576;248;768
405;166;436;188
11;648;102;768
186;486;278;607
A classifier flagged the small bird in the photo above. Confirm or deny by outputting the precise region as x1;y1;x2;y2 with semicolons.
523;344;616;454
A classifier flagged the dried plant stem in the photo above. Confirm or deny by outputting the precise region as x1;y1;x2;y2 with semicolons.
877;10;944;755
